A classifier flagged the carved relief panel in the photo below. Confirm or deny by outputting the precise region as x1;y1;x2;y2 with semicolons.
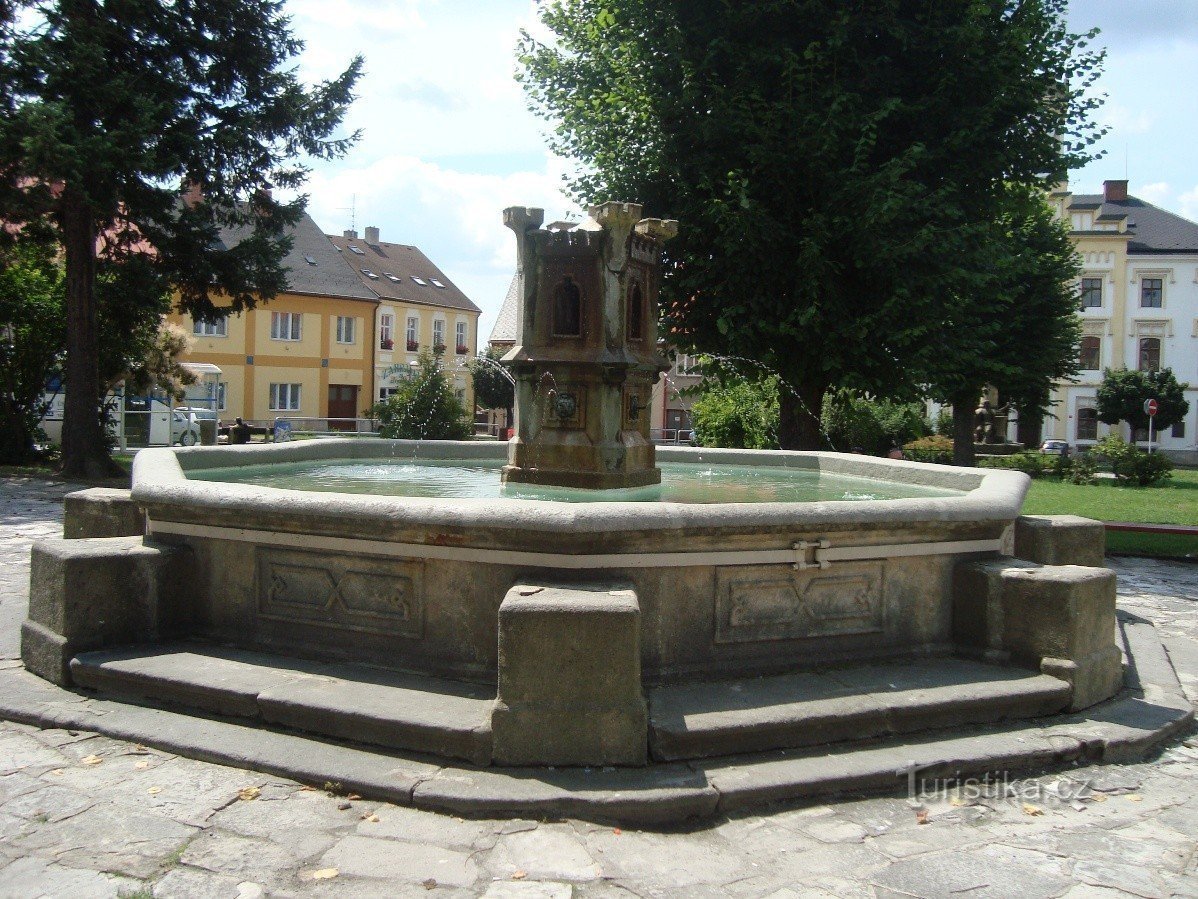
714;561;886;644
257;548;424;638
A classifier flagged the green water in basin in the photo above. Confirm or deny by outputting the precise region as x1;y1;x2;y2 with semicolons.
186;458;962;504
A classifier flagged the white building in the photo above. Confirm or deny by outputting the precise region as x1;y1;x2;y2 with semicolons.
1041;180;1198;462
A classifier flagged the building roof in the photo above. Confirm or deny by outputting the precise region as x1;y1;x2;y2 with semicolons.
1067;194;1198;254
489;274;520;345
217;211;379;302
327;234;481;314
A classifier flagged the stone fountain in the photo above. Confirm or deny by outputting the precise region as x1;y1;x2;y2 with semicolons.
14;203;1163;822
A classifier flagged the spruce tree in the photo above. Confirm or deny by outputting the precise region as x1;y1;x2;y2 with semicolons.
0;0;362;476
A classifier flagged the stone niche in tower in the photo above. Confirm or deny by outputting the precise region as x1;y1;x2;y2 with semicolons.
500;202;676;490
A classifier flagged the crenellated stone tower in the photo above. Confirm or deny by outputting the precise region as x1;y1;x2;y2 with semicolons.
500;202;676;490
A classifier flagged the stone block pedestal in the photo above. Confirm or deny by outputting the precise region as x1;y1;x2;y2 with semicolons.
491;581;647;766
954;559;1122;710
1014;515;1106;568
22;536;187;686
63;488;145;539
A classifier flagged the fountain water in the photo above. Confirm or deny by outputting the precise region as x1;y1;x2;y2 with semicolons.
18;201;1130;815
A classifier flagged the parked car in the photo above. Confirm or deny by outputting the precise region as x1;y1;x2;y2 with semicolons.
171;407;218;446
1040;439;1070;456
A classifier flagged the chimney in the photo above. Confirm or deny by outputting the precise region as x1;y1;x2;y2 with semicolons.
182;179;204;208
1103;179;1128;202
343;229;358;239
365;226;380;245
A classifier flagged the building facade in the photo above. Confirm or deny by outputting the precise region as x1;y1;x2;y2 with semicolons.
1042;180;1198;458
170;211;379;424
329;227;481;413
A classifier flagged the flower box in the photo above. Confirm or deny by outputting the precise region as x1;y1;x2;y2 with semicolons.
406;340;419;352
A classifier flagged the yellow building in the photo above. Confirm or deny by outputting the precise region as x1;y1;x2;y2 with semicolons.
329;226;481;411
170;211;380;425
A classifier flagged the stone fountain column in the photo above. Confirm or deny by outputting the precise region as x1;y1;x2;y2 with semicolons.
500;202;676;490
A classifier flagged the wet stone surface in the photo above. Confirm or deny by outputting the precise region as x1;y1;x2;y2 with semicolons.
0;474;1196;897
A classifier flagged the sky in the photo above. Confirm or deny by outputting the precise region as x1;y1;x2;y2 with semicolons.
285;0;1198;340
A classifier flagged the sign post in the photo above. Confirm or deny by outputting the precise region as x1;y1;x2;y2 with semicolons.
1144;398;1159;453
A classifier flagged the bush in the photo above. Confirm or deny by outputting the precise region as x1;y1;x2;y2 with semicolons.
1062;452;1099;486
978;451;1049;478
691;377;779;449
370;352;472;440
1094;435;1173;487
821;388;929;455
902;434;953;465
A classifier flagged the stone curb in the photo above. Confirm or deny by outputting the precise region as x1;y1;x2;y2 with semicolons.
0;616;1190;826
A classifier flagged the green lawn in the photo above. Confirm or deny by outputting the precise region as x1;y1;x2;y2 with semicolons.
1022;468;1198;559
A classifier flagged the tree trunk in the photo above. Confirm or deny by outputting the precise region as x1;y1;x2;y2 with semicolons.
778;379;827;450
59;188;119;479
952;389;977;467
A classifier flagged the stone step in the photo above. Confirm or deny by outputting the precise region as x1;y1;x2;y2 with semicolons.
648;658;1072;761
69;643;494;766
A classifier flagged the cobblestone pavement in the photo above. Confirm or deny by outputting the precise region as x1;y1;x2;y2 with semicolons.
1;475;1196;899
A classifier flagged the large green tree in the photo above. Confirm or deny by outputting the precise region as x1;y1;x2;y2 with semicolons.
519;0;1103;448
1097;367;1190;436
0;0;362;476
0;237;63;463
928;184;1083;465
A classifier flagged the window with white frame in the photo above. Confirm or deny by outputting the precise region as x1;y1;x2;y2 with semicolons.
336;316;355;344
406;315;419;350
1140;278;1163;308
379;313;394;349
193;316;228;337
433;319;445;348
1080;278;1103;309
455;321;468;353
1138;337;1161;372
269;383;302;411
1079;336;1101;371
270;311;302;340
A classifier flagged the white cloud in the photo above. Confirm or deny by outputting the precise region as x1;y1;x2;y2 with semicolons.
1098;104;1155;136
302;152;579;337
1136;181;1171;206
1179;186;1198;222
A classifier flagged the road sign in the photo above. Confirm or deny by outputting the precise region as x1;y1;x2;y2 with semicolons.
1144;398;1159;417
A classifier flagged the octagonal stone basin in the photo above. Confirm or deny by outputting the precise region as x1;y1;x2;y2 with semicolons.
132;439;1029;685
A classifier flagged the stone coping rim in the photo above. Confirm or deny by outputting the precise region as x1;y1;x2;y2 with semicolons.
131;440;1030;536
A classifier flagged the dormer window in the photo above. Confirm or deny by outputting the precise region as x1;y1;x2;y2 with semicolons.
303;255;318;266
384;272;401;282
349;245;365;255
430;279;446;288
412;276;427;286
361;269;379;279
553;277;582;337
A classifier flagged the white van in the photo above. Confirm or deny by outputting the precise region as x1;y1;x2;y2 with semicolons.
171;407;219;446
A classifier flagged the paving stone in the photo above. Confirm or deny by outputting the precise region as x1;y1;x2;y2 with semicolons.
795;816;869;844
11;800;195;878
318;834;478;887
181;829;327;881
355;804;491;848
496;826;602;882
211;787;358;840
1;782;94;823
582;827;749;888
1073;857;1176;898
714;815;820;854
481;883;574;899
870;844;1073;899
153;867;264;899
0;855;141;898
